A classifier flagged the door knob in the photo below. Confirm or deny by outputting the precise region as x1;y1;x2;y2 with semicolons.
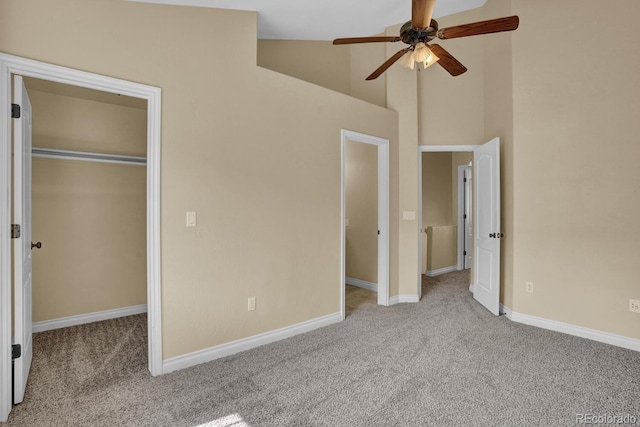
31;242;41;249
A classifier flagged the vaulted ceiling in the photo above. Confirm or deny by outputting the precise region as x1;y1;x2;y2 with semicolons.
127;0;487;40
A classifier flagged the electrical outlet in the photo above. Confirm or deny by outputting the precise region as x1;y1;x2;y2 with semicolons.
526;282;534;293
630;299;640;313
248;297;256;311
186;211;196;227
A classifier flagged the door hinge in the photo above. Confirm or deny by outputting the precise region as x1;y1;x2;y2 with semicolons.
464;250;467;256
463;177;467;183
11;103;21;119
464;214;467;219
12;344;21;360
11;224;21;239
377;230;380;235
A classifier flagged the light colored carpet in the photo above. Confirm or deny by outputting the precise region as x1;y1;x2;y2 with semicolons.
6;270;640;426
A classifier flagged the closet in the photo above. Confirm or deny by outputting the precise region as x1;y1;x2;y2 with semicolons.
25;77;148;331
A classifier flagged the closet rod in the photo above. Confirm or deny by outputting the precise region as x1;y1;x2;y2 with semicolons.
32;148;146;166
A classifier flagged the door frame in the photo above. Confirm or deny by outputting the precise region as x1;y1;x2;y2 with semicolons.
0;53;162;421
341;129;390;318
418;145;479;299
457;164;472;270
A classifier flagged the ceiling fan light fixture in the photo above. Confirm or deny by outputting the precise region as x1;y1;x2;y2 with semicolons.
401;51;417;70
402;42;439;71
413;42;430;63
423;49;439;69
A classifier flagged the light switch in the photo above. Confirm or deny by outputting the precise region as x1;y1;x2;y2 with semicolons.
402;211;416;221
186;211;197;227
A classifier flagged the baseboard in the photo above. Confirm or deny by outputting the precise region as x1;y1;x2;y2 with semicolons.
345;277;378;292
32;304;147;333
389;294;420;305
508;310;640;352
162;312;343;374
425;265;458;277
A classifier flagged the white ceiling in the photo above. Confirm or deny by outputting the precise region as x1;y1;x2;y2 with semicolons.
128;0;487;40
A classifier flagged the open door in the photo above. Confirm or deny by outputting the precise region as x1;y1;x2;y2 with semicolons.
12;75;33;404
472;138;500;315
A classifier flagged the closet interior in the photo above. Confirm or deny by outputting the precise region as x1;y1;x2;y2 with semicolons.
24;77;148;331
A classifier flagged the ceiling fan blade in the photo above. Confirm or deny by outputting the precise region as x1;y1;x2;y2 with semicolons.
366;48;412;81
429;44;467;76
412;0;437;28
437;15;519;39
333;36;401;45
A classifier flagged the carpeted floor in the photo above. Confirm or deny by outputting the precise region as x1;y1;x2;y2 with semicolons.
345;284;377;317
6;270;640;426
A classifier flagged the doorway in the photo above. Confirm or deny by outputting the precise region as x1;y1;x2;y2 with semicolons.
344;139;378;316
418;141;501;315
27;77;148;337
340;130;389;319
0;53;162;422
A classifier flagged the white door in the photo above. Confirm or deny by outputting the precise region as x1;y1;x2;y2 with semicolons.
473;138;500;315
12;75;33;404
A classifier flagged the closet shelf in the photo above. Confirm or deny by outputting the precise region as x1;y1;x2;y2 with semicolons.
32;147;146;165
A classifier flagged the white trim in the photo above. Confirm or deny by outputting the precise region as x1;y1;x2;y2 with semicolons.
32;304;147;333
469;283;474;292
345;277;378;292
0;53;163;421
418;144;479;301
341;129;390;320
418;145;480;153
0;57;12;422
456;165;464;271
425;265;458;277
508;310;640;352
32;147;147;166
163;312;343;374
389;294;421;305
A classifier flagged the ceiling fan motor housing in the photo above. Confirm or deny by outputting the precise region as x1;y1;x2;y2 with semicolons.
400;19;438;45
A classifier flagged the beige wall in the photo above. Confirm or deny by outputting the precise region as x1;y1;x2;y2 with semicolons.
345;140;378;283
385;23;422;298
418;8;486;146
483;0;515;311
510;0;640;339
257;40;351;95
426;226;457;271
26;85;147;156
422;152;452;227
28;88;147;322
257;39;387;108
32;160;147;322
349;41;387;107
0;0;400;359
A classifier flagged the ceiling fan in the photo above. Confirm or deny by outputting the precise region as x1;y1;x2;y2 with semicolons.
333;0;519;80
